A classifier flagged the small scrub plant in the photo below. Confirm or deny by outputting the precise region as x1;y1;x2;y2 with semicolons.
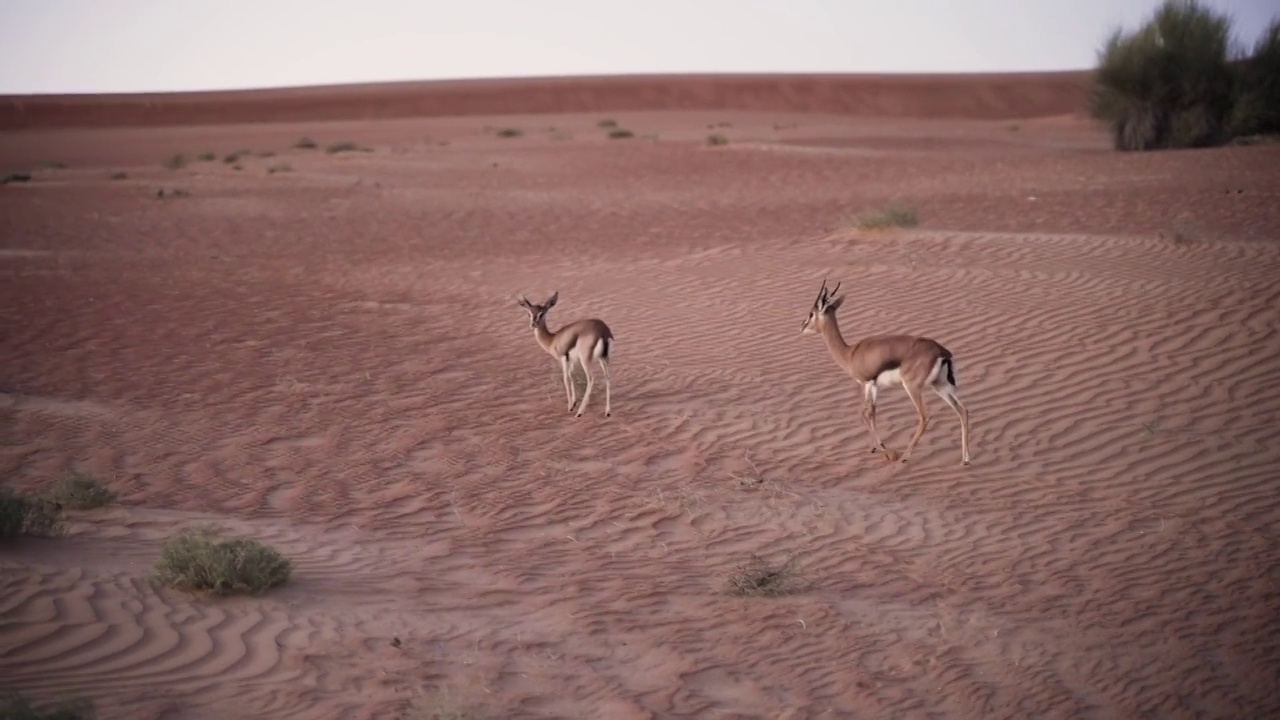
607;128;635;139
0;488;66;540
44;471;115;510
109;171;128;181
163;153;187;170
597;118;618;128
222;149;250;164
857;204;919;230
325;141;368;154
39;161;67;170
294;136;319;149
706;133;729;146
153;526;293;595
196;152;216;162
2;172;33;184
0;693;96;720
267;163;293;174
727;554;805;597
494;127;523;138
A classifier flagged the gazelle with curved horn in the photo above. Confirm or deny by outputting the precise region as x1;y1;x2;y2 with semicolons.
516;291;614;418
800;278;971;465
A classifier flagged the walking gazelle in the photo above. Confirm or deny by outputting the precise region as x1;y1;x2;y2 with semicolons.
800;279;971;465
516;291;614;418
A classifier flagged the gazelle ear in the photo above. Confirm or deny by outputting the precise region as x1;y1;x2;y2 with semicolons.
516;294;531;308
826;294;845;312
545;291;559;308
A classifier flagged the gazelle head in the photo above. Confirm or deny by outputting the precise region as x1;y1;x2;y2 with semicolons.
800;278;843;335
516;291;558;328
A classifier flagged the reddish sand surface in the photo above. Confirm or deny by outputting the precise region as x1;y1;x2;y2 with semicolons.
2;74;1279;719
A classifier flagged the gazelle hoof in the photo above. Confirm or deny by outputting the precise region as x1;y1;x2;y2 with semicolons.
880;449;900;463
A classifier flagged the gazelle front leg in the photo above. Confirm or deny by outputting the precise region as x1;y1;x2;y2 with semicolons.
862;383;897;462
559;355;576;413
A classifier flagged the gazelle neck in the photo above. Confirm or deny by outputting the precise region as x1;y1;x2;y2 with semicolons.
820;313;851;360
533;320;557;353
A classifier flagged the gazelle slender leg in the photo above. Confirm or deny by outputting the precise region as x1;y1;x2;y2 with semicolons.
599;359;612;417
898;383;931;463
560;355;576;413
934;384;971;466
861;382;889;454
576;357;595;417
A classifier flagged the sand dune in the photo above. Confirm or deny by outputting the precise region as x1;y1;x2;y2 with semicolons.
0;72;1090;130
2;76;1280;719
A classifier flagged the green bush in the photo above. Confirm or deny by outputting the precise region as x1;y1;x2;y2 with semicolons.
858;204;919;230
44;471;115;510
1232;19;1280;136
1090;0;1238;150
1;488;66;539
0;693;95;720
153;527;293;595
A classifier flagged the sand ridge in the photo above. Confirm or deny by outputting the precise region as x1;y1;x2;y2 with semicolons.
3;85;1280;719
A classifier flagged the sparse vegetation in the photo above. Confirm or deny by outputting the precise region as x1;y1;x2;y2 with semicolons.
38;161;66;170
294;136;319;149
2;172;33;184
596;118;618;128
607;128;635;140
494;127;523;138
857;204;919;230
325;141;369;154
1232;18;1280;137
153;526;293;595
706;133;729;146
1089;0;1279;150
267;163;294;174
0;693;96;720
109;171;128;181
163;153;188;170
156;188;192;199
727;554;805;597
223;149;250;163
43;471;115;510
196;152;216;162
0;488;66;540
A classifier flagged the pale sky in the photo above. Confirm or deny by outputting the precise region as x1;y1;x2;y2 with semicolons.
0;0;1274;95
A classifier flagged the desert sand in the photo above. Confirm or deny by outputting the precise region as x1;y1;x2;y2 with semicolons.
2;73;1279;719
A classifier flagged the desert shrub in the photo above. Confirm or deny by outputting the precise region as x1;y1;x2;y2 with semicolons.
325;141;368;154
109;171;128;180
1232;19;1280;136
607;128;635;139
494;127;523;138
596;118;618;128
44;471;115;510
858;204;919;230
153;527;293;595
727;554;805;597
195;152;215;162
294;136;318;149
163;153;188;170
0;693;96;720
1;172;33;184
267;163;293;174
1090;0;1236;150
706;133;729;146
0;488;65;540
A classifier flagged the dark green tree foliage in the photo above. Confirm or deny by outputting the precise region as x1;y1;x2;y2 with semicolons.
1091;0;1236;150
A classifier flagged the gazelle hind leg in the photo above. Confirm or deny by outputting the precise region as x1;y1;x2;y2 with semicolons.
575;357;595;417
898;384;931;463
598;358;612;417
560;355;576;413
933;382;971;466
